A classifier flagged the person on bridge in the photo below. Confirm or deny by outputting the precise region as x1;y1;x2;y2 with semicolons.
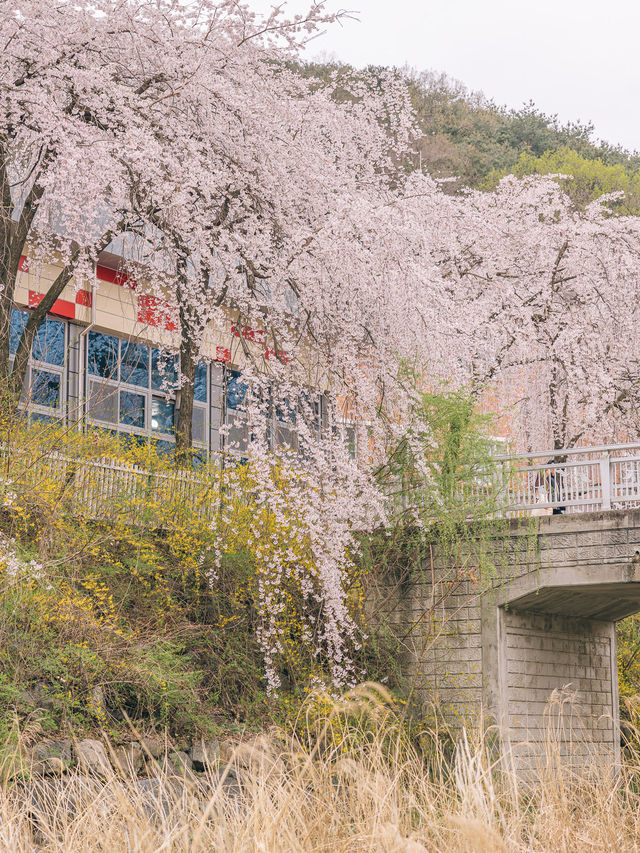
547;460;567;515
533;464;567;515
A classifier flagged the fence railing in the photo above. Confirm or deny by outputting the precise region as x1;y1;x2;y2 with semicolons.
0;444;224;526
496;443;640;516
3;440;640;523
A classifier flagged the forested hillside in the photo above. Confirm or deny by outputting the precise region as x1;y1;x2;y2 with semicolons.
306;61;640;205
406;69;640;184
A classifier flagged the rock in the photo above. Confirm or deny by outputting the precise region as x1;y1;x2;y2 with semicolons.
74;739;112;778
166;750;193;776
213;739;234;765
30;739;73;776
133;777;196;822
20;775;108;843
111;742;144;776
190;738;220;771
36;756;66;776
213;766;243;801
134;777;172;820
145;749;194;779
230;734;283;775
139;735;166;759
19;685;57;713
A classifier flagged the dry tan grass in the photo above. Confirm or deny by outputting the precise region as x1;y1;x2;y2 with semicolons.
2;685;640;852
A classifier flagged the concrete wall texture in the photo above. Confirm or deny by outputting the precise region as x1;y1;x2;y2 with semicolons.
502;610;617;770
381;509;640;770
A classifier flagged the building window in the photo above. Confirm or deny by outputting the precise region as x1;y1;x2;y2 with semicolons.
9;309;28;356
221;367;325;458
151;348;178;392
33;317;66;366
10;308;67;419
151;397;174;433
344;423;357;459
335;419;358;460
223;368;249;454
120;342;148;387
32;369;61;408
88;331;118;379
120;390;146;428
86;330;208;452
273;393;298;451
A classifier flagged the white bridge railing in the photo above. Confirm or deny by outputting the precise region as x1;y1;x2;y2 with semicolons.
497;442;640;515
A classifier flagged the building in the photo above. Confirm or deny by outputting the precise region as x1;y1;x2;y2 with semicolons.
10;251;342;460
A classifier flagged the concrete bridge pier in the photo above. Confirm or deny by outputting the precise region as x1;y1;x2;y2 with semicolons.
483;512;640;772
382;510;640;772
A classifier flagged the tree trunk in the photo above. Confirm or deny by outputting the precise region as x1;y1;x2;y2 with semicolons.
8;265;76;404
175;303;196;464
173;261;212;466
0;150;52;390
0;146;15;384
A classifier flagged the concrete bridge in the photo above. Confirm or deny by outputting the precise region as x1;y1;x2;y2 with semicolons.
382;443;640;772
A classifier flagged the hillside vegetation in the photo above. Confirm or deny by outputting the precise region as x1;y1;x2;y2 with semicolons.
0;389;503;747
0;419;402;749
305;61;640;204
405;69;640;187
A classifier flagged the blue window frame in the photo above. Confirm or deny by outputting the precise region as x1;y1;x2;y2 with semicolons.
119;390;146;428
30;412;57;425
33;317;65;366
275;396;296;424
151;398;174;434
9;309;28;355
194;361;207;403
10;309;65;367
10;309;67;419
31;369;61;408
226;370;248;411
86;333;208;450
152;438;176;457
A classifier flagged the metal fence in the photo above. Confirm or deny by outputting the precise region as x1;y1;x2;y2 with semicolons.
3;440;640;522
0;444;223;525
496;443;640;516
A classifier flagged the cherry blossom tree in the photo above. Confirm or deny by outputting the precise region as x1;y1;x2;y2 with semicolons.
122;46;420;456
0;0;344;406
429;175;640;451
1;0;453;691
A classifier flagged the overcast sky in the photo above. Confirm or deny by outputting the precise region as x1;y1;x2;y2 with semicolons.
254;0;640;152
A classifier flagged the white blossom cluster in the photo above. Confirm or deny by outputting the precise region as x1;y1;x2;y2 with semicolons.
0;478;16;508
0;534;46;584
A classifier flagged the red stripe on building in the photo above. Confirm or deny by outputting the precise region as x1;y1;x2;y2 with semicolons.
264;347;290;364
215;346;231;363
28;290;75;320
137;294;177;331
75;289;93;307
96;264;136;289
18;255;29;273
